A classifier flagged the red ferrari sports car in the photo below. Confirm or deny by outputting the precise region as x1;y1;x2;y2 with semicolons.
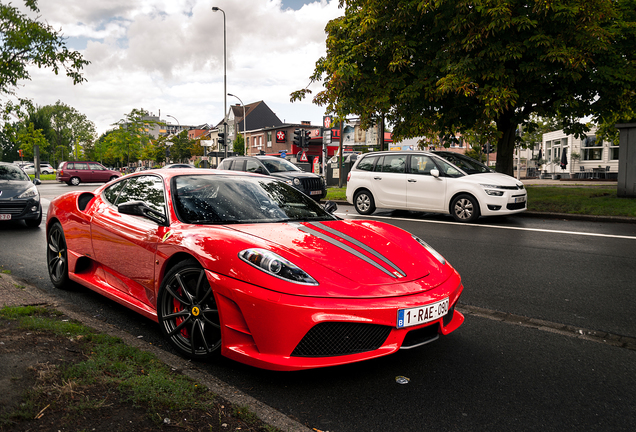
46;169;464;371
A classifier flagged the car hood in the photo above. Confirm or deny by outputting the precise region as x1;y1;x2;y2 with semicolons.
0;181;35;199
461;172;525;188
181;219;455;298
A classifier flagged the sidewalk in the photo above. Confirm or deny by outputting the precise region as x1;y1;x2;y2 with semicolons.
0;271;311;432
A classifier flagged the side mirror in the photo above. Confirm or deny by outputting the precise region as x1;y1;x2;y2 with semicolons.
322;200;338;213
254;166;265;174
430;169;440;178
33;178;41;185
118;201;168;226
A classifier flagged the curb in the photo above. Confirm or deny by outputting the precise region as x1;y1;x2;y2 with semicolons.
0;273;312;432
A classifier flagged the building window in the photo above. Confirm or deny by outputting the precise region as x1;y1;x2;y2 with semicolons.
582;136;603;161
609;140;619;160
267;131;272;148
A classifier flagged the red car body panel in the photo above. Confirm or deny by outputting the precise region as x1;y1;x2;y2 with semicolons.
46;170;464;370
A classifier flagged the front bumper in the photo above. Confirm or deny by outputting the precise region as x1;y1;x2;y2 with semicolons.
207;269;464;371
479;189;527;216
0;198;41;221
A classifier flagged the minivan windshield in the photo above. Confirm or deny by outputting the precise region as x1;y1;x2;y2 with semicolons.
433;151;493;175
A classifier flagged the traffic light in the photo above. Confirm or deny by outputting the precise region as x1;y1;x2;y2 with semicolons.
293;129;302;147
18;149;23;157
217;131;226;148
303;129;311;147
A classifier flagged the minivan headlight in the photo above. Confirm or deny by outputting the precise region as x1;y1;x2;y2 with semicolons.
480;184;505;196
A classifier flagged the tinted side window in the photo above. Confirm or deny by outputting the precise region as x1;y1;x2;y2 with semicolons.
245;159;261;173
219;160;232;170
103;179;128;205
231;160;246;171
357;156;377;171
75;163;88;170
116;175;166;215
378;155;406;173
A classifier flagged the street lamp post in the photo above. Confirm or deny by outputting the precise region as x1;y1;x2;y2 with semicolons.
228;93;246;156
212;6;227;159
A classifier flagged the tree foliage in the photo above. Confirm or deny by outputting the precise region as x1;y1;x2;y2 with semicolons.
0;0;89;114
294;0;636;175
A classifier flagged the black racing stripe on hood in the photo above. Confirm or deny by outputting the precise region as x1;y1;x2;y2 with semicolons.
292;223;403;279
310;222;406;277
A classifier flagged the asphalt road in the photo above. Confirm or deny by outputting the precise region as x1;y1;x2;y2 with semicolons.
1;183;635;431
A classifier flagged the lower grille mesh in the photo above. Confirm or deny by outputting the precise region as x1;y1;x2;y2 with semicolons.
291;322;392;357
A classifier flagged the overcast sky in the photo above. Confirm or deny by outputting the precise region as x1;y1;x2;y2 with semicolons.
14;0;342;135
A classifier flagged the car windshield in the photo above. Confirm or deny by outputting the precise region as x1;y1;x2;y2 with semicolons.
434;152;493;174
0;164;30;181
260;158;302;173
173;175;335;224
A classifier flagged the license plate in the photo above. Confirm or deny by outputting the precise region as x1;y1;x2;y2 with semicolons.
0;214;11;220
397;298;449;328
515;196;526;203
310;190;322;195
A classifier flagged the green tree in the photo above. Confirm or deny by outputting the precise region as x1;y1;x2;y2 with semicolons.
107;108;155;167
0;0;89;115
294;0;636;175
41;101;95;165
17;122;47;159
169;130;194;162
233;134;245;156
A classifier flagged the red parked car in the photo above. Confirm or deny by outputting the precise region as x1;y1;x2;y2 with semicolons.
46;168;464;370
56;161;120;186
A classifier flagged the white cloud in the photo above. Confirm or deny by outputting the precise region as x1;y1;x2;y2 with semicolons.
13;0;341;134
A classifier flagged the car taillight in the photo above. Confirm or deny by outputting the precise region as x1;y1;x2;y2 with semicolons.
347;172;351;182
59;170;63;175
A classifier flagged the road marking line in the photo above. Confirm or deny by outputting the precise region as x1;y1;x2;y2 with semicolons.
335;212;636;240
458;304;636;351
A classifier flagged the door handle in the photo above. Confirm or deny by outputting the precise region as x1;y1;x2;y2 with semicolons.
408;179;417;182
373;177;382;180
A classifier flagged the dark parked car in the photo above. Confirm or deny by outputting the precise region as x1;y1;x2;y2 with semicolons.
56;161;121;186
0;162;42;227
218;156;326;200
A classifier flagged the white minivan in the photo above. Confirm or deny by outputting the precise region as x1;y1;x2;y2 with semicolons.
346;150;527;223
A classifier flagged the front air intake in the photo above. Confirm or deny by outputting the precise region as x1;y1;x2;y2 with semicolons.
291;322;391;357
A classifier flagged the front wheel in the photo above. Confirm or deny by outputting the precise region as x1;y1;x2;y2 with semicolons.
354;190;376;215
157;259;221;360
451;194;480;223
47;222;69;288
109;176;118;182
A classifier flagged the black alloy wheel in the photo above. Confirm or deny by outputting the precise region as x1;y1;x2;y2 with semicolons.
451;193;480;223
158;259;221;360
47;222;69;288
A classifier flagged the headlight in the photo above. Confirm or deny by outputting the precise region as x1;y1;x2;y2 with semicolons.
412;236;446;265
239;248;318;285
480;184;504;196
17;185;39;199
293;178;301;186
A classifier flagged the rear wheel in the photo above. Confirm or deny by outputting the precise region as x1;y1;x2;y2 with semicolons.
47;222;69;288
157;259;221;360
451;194;480;223
70;177;81;186
354;190;376;215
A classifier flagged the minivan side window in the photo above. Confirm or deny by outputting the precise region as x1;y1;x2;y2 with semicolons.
410;155;437;175
377;155;406;173
75;163;88;170
356;156;377;171
89;163;104;171
66;163;75;169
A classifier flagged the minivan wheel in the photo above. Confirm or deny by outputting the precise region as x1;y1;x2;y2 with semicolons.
70;177;81;186
451;194;480;223
354;190;376;215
